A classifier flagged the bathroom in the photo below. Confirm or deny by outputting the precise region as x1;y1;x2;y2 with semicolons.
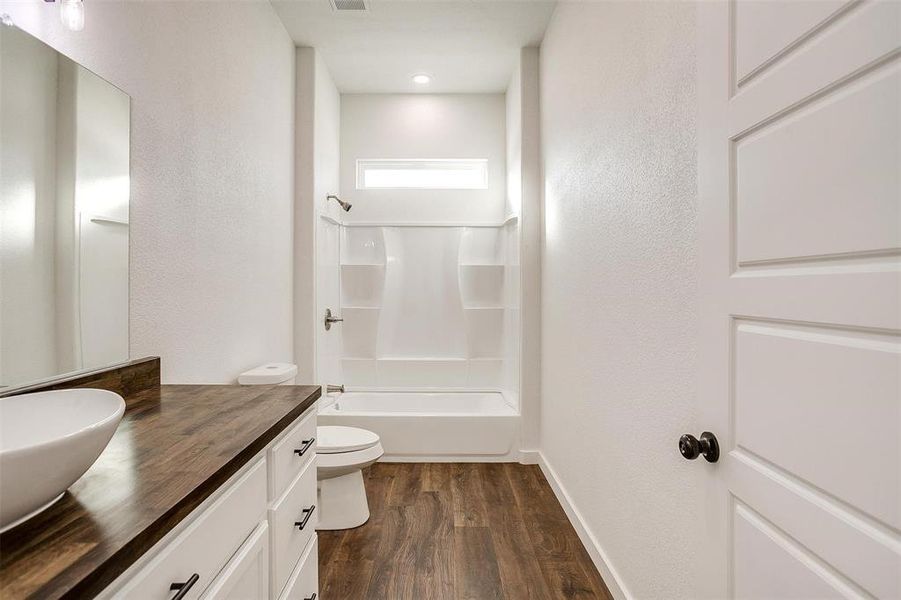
0;1;898;599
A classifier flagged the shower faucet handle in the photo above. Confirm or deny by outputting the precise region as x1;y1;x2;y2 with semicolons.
324;308;343;331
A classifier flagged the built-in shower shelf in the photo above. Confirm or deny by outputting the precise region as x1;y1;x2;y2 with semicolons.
341;305;382;310
462;306;504;310
459;265;505;313
459;263;504;268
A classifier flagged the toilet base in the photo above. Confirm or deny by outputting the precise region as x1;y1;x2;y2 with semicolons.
316;470;370;530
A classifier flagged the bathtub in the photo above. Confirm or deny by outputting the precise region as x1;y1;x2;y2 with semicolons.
317;391;519;461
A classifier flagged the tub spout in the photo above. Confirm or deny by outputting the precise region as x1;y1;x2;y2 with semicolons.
326;384;345;394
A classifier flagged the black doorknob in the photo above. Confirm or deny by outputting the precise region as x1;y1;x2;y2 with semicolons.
679;432;719;463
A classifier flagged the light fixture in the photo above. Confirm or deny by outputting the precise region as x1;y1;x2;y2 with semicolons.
412;73;431;85
59;0;84;31
44;0;84;31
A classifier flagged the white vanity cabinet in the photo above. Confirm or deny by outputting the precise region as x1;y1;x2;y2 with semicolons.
267;410;319;600
101;403;318;600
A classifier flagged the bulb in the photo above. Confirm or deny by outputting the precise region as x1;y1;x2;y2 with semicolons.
60;0;84;32
412;74;431;85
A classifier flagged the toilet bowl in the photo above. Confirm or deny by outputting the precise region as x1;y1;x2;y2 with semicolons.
316;425;383;530
236;365;383;530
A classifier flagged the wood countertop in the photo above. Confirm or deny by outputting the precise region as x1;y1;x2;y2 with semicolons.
0;381;321;599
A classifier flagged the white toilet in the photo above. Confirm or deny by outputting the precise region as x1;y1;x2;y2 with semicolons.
237;364;383;531
315;425;383;530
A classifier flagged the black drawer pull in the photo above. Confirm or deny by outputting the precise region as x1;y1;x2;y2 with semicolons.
304;594;317;600
294;505;316;530
293;438;316;457
169;573;199;600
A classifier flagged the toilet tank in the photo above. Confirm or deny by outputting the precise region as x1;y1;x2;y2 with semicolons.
237;363;298;385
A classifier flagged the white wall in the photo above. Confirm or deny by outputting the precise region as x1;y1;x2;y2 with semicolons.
505;47;541;451
340;94;506;223
504;60;522;409
0;24;58;386
0;1;296;383
539;3;699;599
295;47;342;385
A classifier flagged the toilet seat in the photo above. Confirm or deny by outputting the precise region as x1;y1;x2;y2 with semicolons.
316;442;384;471
317;426;379;454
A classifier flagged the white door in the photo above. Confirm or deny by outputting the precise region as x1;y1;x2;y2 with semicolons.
697;1;900;598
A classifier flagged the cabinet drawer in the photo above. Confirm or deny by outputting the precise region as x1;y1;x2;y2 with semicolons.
277;537;318;600
269;459;317;596
116;459;267;599
268;408;317;501
201;521;268;600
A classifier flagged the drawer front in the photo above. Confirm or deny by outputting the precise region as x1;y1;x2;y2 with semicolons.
277;537;318;600
117;459;267;599
268;407;317;501
269;458;317;596
200;521;269;600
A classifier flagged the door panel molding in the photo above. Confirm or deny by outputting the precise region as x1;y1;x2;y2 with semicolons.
732;0;861;91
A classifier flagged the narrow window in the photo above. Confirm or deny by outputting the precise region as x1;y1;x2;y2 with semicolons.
356;159;488;190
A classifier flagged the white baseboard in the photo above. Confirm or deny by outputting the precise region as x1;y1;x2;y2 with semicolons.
537;452;632;600
518;449;540;464
377;453;517;463
379;449;540;464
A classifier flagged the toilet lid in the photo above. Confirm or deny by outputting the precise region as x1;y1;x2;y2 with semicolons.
317;426;380;454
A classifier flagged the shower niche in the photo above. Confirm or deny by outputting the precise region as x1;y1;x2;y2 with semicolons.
338;224;514;389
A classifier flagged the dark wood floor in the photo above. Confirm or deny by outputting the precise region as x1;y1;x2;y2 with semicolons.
318;463;612;600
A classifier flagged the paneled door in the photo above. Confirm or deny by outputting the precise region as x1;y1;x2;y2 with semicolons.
697;1;900;598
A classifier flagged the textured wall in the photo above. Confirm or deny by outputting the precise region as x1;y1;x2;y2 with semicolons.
539;3;699;598
1;1;296;383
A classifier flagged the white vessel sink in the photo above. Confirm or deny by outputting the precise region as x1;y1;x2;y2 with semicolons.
0;388;125;532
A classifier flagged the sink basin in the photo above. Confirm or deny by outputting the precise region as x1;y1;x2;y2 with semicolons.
0;388;125;532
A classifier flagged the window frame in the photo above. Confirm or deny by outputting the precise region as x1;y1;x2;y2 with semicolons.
355;158;489;191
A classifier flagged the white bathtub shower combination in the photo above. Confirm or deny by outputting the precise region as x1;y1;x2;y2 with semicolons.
318;391;519;461
316;216;524;461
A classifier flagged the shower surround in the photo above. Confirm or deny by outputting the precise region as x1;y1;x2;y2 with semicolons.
340;224;513;388
317;218;521;461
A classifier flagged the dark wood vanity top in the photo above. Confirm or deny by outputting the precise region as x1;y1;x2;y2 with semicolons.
0;376;320;599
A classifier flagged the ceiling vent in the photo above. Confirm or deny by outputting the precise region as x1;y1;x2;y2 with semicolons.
329;0;368;12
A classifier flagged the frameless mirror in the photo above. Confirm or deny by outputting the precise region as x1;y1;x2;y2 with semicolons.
0;22;130;391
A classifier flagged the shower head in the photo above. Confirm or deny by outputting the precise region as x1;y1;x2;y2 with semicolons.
327;194;352;212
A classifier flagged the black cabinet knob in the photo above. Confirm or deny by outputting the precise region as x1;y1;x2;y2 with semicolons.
679;432;719;463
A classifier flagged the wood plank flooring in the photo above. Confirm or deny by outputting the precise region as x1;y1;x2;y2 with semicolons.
318;463;612;600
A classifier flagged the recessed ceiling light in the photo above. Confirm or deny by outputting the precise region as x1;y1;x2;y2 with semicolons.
412;74;432;85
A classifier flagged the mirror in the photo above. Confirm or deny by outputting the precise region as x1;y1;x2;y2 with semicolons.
0;23;130;391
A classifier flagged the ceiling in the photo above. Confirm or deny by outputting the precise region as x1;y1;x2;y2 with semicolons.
270;0;557;93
